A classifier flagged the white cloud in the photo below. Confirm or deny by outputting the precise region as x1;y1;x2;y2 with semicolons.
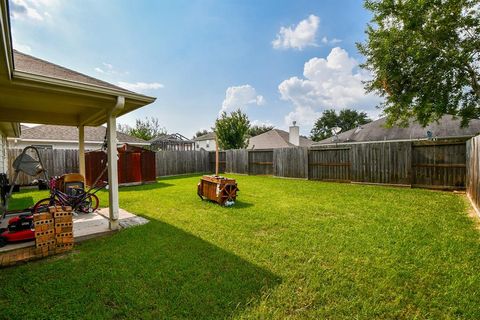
220;84;265;114
9;0;57;21
272;15;320;50
94;62;129;75
12;39;32;53
278;47;382;127
251;119;274;127
321;36;342;45
118;81;164;92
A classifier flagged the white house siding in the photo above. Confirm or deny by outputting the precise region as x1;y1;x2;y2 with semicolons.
9;140;104;150
8;140;149;150
195;139;216;151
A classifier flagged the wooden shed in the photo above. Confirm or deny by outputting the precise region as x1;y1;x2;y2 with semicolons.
85;144;156;186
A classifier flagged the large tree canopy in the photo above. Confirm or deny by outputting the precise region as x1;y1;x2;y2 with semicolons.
117;117;166;141
215;109;250;150
358;0;479;127
310;109;372;141
248;124;274;137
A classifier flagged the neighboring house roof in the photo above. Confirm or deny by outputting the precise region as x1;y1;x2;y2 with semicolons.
13;125;148;145
248;129;314;149
13;50;133;93
194;132;216;141
314;115;480;145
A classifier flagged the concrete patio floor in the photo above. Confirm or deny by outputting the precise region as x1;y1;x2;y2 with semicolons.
0;208;149;253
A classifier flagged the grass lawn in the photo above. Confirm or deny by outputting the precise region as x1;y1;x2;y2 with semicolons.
1;174;480;319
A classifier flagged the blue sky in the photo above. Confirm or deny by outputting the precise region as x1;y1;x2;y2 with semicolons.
9;0;381;136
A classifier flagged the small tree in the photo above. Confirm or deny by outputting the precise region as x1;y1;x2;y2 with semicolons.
117;117;166;141
215;109;250;150
194;129;209;139
310;109;371;141
248;124;274;137
358;0;480;127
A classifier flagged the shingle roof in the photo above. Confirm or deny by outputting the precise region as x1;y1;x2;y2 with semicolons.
13;50;133;93
314;115;480;145
248;129;314;149
194;132;216;141
19;125;148;144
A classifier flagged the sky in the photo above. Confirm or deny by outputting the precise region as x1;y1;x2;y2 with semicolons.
9;0;382;137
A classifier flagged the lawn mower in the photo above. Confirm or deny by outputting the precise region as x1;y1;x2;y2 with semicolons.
0;146;48;247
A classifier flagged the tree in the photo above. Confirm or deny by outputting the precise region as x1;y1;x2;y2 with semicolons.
310;109;372;141
248;124;274;137
358;0;480;127
194;129;209;138
117;117;166;141
214;109;250;150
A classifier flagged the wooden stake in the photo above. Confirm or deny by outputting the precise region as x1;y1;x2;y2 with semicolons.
215;135;219;176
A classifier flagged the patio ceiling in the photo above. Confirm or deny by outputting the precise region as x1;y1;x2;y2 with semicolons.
0;0;156;127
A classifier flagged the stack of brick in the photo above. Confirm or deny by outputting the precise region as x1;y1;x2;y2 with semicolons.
50;206;74;253
34;211;55;256
0;206;75;267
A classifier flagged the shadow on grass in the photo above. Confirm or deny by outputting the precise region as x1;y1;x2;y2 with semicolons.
0;220;280;319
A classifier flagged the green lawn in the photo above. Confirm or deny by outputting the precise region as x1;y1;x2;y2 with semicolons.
1;174;480;319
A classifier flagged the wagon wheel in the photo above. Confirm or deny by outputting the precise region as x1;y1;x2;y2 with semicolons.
221;184;238;203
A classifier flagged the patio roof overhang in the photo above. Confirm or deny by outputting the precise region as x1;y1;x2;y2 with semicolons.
0;1;156;126
0;0;156;230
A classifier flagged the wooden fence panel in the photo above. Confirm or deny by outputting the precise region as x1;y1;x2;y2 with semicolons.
350;142;411;185
226;149;248;174
248;150;274;175
412;141;466;189
155;150;209;177
7;148;79;185
467;136;480;210
274;147;308;178
308;148;350;181
209;151;226;174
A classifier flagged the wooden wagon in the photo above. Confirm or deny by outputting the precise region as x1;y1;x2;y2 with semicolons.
197;175;238;206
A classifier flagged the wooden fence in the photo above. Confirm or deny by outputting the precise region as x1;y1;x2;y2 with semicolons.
6;139;470;190
466;136;480;212
155;150;210;177
7;148;79;185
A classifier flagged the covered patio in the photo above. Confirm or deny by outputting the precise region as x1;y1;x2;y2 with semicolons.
0;0;156;231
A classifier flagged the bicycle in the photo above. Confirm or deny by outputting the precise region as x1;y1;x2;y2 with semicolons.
33;172;107;214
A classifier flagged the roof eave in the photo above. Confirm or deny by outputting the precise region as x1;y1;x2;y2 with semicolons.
12;70;156;104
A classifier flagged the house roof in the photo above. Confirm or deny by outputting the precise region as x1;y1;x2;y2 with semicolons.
314;115;480;145
248;129;314;149
194;132;216;141
15;125;148;145
13;50;133;93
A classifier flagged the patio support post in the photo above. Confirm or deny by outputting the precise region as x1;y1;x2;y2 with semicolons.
107;96;125;230
78;125;85;178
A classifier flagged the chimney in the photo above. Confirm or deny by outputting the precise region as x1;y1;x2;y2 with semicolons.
289;121;300;146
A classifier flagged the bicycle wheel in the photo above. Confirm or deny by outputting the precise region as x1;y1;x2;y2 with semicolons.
79;194;99;213
33;198;60;214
